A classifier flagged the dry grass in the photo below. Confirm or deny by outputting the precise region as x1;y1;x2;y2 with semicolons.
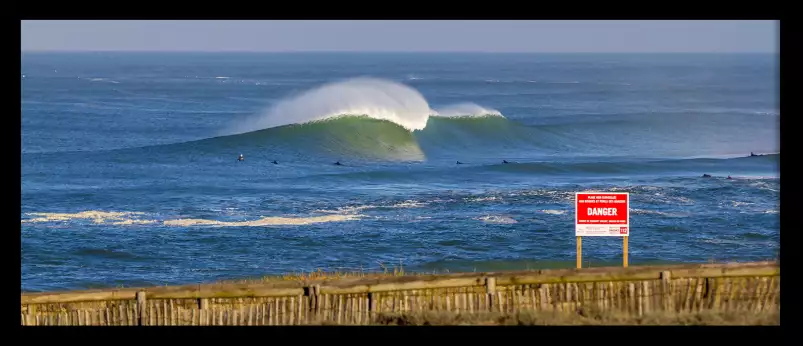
366;308;780;326
117;258;780;289
214;258;780;286
218;263;416;285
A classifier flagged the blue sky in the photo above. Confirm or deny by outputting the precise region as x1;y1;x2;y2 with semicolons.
21;20;778;53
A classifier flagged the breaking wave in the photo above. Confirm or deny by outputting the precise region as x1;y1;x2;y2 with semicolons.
105;77;510;161
224;77;502;134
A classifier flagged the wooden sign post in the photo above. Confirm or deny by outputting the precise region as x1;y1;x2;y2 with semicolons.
577;236;582;268
575;192;630;268
623;236;628;267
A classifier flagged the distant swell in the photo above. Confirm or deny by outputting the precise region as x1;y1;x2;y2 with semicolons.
190;114;530;161
26;77;778;164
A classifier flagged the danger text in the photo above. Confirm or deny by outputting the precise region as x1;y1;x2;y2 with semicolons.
587;208;617;216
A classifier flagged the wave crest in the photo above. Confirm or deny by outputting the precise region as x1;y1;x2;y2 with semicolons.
226;77;501;134
432;103;503;118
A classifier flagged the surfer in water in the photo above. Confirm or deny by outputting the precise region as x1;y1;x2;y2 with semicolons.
702;174;712;178
237;154;244;162
272;160;278;165
727;175;733;179
456;161;464;165
503;160;510;164
334;161;343;166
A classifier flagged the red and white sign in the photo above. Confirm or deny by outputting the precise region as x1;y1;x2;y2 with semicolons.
575;192;629;236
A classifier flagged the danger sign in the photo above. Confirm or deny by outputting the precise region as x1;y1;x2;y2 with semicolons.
575;192;629;236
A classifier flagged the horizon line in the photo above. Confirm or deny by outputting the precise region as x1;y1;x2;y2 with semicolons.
20;49;778;54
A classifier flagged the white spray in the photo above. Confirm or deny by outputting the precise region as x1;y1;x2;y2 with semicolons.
224;77;502;135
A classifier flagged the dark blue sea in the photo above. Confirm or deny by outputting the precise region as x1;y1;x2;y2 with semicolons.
21;52;780;292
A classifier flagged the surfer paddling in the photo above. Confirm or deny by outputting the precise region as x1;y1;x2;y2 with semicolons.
237;154;244;162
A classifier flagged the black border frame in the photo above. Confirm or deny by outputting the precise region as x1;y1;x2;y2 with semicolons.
14;10;787;338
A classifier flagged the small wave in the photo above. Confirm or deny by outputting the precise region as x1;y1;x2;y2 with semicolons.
432;103;503;118
389;200;428;208
22;211;149;224
517;190;576;203
314;200;428;214
163;214;361;227
85;77;120;84
22;210;361;228
609;186;662;193
476;215;517;224
701;238;746;246
214;76;230;79
313;205;376;214
110;219;160;226
742;232;772;240
540;209;566;215
465;196;501;203
631;209;686;217
755;111;779;117
651;226;688;233
730;201;755;207
748;181;779;192
648;194;696;206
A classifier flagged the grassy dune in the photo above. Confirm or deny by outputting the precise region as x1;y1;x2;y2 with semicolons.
355;310;779;326
215;258;780;286
215;265;779;326
218;265;414;285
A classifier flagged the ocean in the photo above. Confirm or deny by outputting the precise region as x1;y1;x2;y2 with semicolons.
21;52;779;292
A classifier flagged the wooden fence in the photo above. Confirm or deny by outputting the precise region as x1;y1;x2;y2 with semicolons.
20;261;779;325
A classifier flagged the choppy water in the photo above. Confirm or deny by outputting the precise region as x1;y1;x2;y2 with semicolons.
21;52;779;292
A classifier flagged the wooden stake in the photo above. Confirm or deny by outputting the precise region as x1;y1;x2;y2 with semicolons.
136;291;147;326
623;236;629;268
577;236;582;269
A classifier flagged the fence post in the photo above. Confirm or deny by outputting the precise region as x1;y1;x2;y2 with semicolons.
368;291;376;323
704;277;713;310
306;285;320;321
660;271;672;312
27;304;37;326
136;291;147;326
486;277;497;312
